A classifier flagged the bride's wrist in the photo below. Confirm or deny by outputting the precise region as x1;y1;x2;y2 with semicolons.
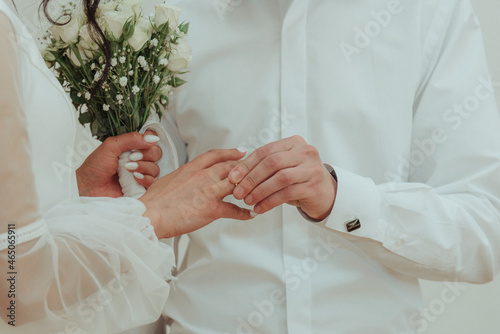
139;198;164;238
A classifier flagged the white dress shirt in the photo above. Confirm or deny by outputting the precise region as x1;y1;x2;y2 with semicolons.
163;1;500;333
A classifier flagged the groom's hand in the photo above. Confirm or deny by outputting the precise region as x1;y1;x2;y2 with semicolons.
229;136;337;220
76;131;162;197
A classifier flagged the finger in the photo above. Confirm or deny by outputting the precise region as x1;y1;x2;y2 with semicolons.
129;145;163;163
216;179;237;199
253;183;310;215
228;135;306;184
124;161;160;178
233;152;304;200
103;132;160;158
216;202;254;221
134;173;156;189
243;167;309;205
188;149;245;170
207;161;239;180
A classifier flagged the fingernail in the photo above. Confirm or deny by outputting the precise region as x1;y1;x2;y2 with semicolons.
245;195;253;205
234;186;244;199
125;162;138;170
145;135;160;143
250;210;258;218
129;152;143;161
238;147;247;154
230;170;241;183
133;172;144;180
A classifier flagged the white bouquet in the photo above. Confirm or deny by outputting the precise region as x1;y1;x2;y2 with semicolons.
42;0;191;142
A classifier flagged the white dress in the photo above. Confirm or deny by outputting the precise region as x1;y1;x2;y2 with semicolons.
0;1;174;332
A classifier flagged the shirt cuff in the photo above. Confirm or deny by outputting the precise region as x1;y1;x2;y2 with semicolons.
320;166;385;243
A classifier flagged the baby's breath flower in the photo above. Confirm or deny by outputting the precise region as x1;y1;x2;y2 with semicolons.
128;70;134;76
90;63;96;70
85;92;91;100
150;38;158;47
131;86;140;94
103;104;110;111
94;71;102;81
119;56;126;64
116;94;123;101
159;58;168;66
160;99;167;105
153;75;160;84
77;92;82;97
111;58;118;67
99;56;103;64
119;77;128;87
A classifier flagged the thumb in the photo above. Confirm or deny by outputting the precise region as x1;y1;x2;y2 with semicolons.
103;131;159;158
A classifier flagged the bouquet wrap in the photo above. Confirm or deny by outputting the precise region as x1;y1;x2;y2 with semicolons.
118;110;179;198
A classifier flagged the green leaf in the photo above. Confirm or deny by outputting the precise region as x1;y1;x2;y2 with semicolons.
121;18;136;41
178;22;190;34
172;77;187;87
71;90;86;105
79;112;93;125
91;120;99;137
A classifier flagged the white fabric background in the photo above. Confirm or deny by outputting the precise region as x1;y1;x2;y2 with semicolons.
420;2;500;334
5;0;500;332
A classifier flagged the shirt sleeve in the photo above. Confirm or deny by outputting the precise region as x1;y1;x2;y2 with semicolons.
0;12;174;332
318;0;500;283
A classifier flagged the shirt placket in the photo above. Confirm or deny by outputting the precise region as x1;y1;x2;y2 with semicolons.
280;1;312;333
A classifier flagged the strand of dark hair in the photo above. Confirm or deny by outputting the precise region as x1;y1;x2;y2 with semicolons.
39;0;111;101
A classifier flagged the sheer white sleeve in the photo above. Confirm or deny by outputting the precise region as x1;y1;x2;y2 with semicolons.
0;12;174;333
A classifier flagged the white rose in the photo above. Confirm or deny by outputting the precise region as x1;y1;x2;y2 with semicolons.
49;10;85;44
120;0;142;18
154;4;181;30
97;1;118;18
167;38;192;72
102;11;130;40
78;24;99;55
128;17;152;51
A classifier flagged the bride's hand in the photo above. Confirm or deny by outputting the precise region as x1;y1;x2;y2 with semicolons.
76;131;162;197
139;149;255;239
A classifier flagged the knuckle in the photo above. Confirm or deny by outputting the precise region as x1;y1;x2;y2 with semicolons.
245;174;257;188
133;132;143;140
264;155;280;170
151;145;163;160
237;161;251;174
255;145;271;161
277;170;292;186
304;145;319;157
311;164;324;175
291;135;305;143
